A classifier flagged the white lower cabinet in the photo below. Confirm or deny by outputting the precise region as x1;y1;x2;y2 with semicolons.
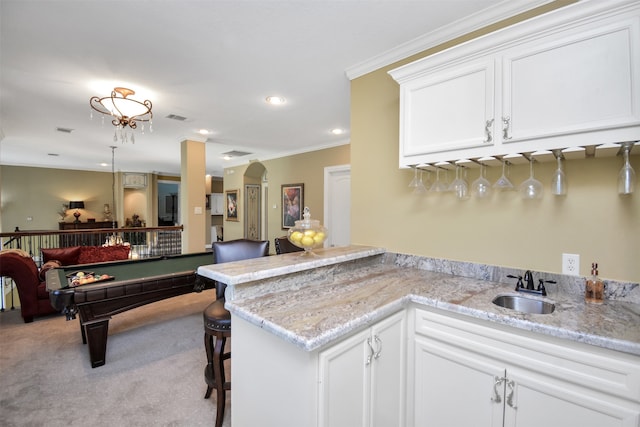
410;307;640;427
318;311;407;427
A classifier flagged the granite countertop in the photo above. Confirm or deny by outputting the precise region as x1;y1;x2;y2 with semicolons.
218;251;640;357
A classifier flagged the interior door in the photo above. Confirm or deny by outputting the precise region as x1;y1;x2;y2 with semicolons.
324;165;351;248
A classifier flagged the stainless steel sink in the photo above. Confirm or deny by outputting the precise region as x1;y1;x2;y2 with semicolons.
492;294;555;314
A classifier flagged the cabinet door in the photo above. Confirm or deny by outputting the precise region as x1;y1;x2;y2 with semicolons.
413;335;505;427
211;193;224;215
504;368;640;427
502;14;640;145
318;328;371;427
370;311;406;427
398;58;495;166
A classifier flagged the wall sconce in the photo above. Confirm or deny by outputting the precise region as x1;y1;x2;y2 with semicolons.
68;201;85;223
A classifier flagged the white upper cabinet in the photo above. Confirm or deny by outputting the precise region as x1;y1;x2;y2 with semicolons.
389;0;640;167
399;58;496;160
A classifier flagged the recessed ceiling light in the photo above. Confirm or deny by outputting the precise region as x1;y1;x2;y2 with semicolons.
198;129;210;135
99;162;109;167
266;96;285;105
331;128;345;135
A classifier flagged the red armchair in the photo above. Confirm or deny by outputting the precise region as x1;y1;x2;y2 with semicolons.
0;250;58;323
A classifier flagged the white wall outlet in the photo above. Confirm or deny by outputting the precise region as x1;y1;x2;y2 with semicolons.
562;253;580;276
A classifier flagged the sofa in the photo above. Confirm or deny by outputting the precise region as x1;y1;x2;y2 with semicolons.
0;245;130;323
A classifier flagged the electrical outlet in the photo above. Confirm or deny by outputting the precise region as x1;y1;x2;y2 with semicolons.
562;253;580;276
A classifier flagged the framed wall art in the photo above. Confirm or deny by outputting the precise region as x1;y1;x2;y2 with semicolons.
281;183;304;229
225;189;239;222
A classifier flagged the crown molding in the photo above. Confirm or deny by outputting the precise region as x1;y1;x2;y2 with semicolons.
345;0;557;80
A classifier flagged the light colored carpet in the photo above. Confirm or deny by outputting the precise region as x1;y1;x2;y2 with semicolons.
0;289;231;427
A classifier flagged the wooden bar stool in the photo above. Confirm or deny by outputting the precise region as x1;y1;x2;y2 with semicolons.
203;298;231;427
202;239;269;427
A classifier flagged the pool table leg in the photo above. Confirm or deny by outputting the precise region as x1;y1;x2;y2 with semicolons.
82;318;111;368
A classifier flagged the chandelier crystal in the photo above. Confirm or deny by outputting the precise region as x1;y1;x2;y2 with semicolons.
90;87;153;143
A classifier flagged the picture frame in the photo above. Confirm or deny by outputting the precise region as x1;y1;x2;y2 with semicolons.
225;189;239;221
281;183;304;229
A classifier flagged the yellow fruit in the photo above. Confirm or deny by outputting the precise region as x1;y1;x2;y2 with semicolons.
301;236;315;247
313;233;325;244
289;231;303;243
303;230;316;237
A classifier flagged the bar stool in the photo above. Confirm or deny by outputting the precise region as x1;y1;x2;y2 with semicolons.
203;298;231;427
203;239;269;427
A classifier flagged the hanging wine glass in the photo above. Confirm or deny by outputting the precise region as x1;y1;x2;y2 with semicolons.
471;163;492;199
520;158;543;199
408;167;419;188
618;143;636;195
413;169;428;194
429;168;449;192
493;159;515;191
551;151;567;196
449;165;470;200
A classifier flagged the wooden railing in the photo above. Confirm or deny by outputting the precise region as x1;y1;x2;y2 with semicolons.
0;226;184;267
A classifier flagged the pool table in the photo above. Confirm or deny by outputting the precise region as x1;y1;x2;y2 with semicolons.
46;252;216;368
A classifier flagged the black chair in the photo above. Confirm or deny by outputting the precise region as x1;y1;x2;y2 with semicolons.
274;236;304;255
203;238;269;427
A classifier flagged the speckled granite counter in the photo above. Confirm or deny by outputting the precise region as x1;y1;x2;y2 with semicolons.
197;245;640;356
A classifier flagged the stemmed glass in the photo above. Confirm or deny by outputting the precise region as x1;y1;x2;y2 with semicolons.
551;152;567;196
493;160;515;191
520;158;543;199
449;165;470;200
413;169;429;194
618;143;636;195
429;168;449;192
408;167;419;188
471;163;492;199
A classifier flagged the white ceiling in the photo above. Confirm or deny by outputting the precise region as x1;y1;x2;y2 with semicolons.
0;0;552;177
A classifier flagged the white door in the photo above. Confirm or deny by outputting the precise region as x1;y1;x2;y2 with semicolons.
370;312;406;427
318;328;371;427
413;335;506;427
324;165;350;248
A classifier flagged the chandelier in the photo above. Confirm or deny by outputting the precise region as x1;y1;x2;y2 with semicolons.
89;87;153;143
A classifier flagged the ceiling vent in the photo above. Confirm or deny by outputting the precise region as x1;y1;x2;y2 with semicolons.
56;127;74;133
165;114;188;121
222;150;252;157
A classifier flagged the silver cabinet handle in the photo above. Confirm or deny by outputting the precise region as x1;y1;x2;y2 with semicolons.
373;335;382;360
502;116;512;140
506;380;517;409
484;119;494;143
491;376;504;403
366;337;375;365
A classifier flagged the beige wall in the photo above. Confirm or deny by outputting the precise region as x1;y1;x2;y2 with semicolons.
1;166;116;231
222;144;350;251
350;4;639;282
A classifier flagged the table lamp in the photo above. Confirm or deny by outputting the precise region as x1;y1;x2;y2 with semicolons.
69;201;85;223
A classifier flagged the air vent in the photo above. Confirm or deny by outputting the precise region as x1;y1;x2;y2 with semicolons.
56;127;74;133
222;150;252;157
166;114;188;121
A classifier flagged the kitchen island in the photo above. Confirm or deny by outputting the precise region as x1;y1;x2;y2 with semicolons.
197;245;640;427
